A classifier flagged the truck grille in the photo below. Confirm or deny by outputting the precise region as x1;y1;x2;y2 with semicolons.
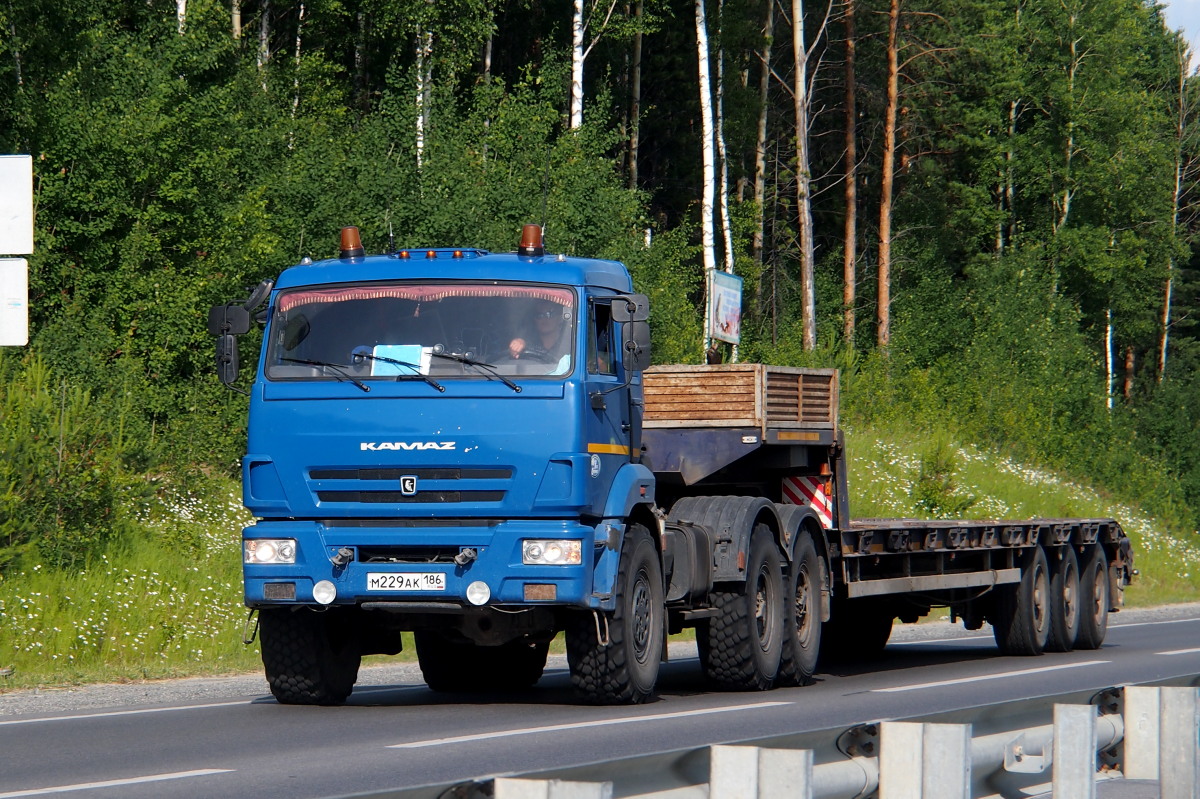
309;466;512;505
316;490;505;503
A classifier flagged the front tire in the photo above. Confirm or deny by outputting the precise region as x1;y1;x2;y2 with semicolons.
1046;546;1080;652
1075;545;1110;650
699;525;785;690
566;524;664;704
259;608;361;706
992;546;1051;656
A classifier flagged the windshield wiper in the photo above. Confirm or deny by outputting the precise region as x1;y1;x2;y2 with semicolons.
350;350;446;393
281;357;370;393
431;351;522;393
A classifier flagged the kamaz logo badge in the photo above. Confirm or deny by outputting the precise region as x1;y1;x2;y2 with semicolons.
400;475;418;495
359;441;456;451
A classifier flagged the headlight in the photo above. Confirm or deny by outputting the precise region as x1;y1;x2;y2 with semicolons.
245;539;297;564
522;539;582;565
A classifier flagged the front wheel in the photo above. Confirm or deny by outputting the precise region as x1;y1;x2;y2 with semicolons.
259;608;361;706
992;546;1051;656
1075;545;1110;650
566;524;664;704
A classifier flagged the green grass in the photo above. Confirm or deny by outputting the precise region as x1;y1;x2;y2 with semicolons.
1;426;1197;691
844;424;1200;606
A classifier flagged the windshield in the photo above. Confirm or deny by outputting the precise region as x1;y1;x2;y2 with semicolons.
265;283;577;382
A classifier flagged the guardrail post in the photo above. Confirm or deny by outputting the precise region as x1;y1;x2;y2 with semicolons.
1052;704;1097;799
709;744;814;799
1126;686;1200;799
880;721;970;799
493;777;613;799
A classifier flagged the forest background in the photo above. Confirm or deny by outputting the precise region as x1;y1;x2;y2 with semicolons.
1;0;1200;685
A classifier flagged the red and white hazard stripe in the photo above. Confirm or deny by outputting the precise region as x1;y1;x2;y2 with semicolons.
782;475;833;528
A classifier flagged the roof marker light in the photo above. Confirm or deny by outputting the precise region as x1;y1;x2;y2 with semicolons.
399;250;410;259
426;250;437;259
453;250;464;259
519;224;544;257
339;226;365;259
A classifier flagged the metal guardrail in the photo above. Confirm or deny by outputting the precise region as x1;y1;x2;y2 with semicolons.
350;676;1200;799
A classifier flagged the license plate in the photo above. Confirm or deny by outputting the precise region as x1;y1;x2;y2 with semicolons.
366;572;446;591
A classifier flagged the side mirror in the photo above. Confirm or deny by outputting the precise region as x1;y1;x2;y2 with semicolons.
243;279;274;311
612;294;649;323
208;304;251;336
216;334;240;385
623;320;652;374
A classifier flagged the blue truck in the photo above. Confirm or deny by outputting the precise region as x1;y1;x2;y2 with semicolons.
209;224;1134;706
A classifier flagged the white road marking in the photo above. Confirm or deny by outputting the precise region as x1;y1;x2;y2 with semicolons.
0;700;248;727
872;660;1110;693
1157;647;1200;656
0;769;233;797
388;701;791;749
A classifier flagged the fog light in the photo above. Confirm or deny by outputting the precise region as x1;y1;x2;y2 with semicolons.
313;580;337;605
466;580;491;606
522;539;582;565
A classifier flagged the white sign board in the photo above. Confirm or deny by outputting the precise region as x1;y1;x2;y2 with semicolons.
0;258;28;345
0;155;33;255
709;270;743;345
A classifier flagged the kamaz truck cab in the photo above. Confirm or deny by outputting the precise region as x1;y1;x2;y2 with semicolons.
211;225;658;704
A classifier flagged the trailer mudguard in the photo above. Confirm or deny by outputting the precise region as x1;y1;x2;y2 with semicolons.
774;503;824;561
667;495;780;583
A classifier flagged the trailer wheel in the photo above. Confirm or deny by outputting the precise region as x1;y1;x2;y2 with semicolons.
777;533;822;686
1075;545;1110;650
1045;546;1081;652
415;633;548;692
992;546;1051;656
566;524;663;704
700;525;784;690
259;608;361;705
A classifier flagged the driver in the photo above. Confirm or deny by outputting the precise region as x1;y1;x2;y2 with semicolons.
508;301;569;366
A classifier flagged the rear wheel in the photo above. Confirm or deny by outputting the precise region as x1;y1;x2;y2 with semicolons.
700;525;785;690
415;633;549;692
566;524;663;704
259;608;361;706
1045;546;1080;652
992;546;1051;655
777;533;822;686
1075;545;1110;650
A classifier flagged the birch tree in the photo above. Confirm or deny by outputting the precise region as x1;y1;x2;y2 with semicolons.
793;0;817;351
570;0;621;129
696;0;719;352
842;0;857;349
877;0;899;350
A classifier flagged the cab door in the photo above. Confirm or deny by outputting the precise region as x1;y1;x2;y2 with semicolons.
583;299;633;510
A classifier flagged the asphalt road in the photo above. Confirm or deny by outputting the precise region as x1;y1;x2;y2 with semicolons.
1;603;1198;799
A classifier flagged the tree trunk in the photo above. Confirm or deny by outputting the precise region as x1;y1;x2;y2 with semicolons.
416;28;433;170
628;0;643;189
291;1;305;123
571;0;585;128
7;8;22;87
258;0;271;81
1105;309;1113;411
792;0;816;351
753;0;774;266
1123;345;1134;401
177;0;186;33
1161;39;1188;382
696;0;719;355
232;0;241;39
877;0;899;351
354;10;368;104
842;0;857;350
